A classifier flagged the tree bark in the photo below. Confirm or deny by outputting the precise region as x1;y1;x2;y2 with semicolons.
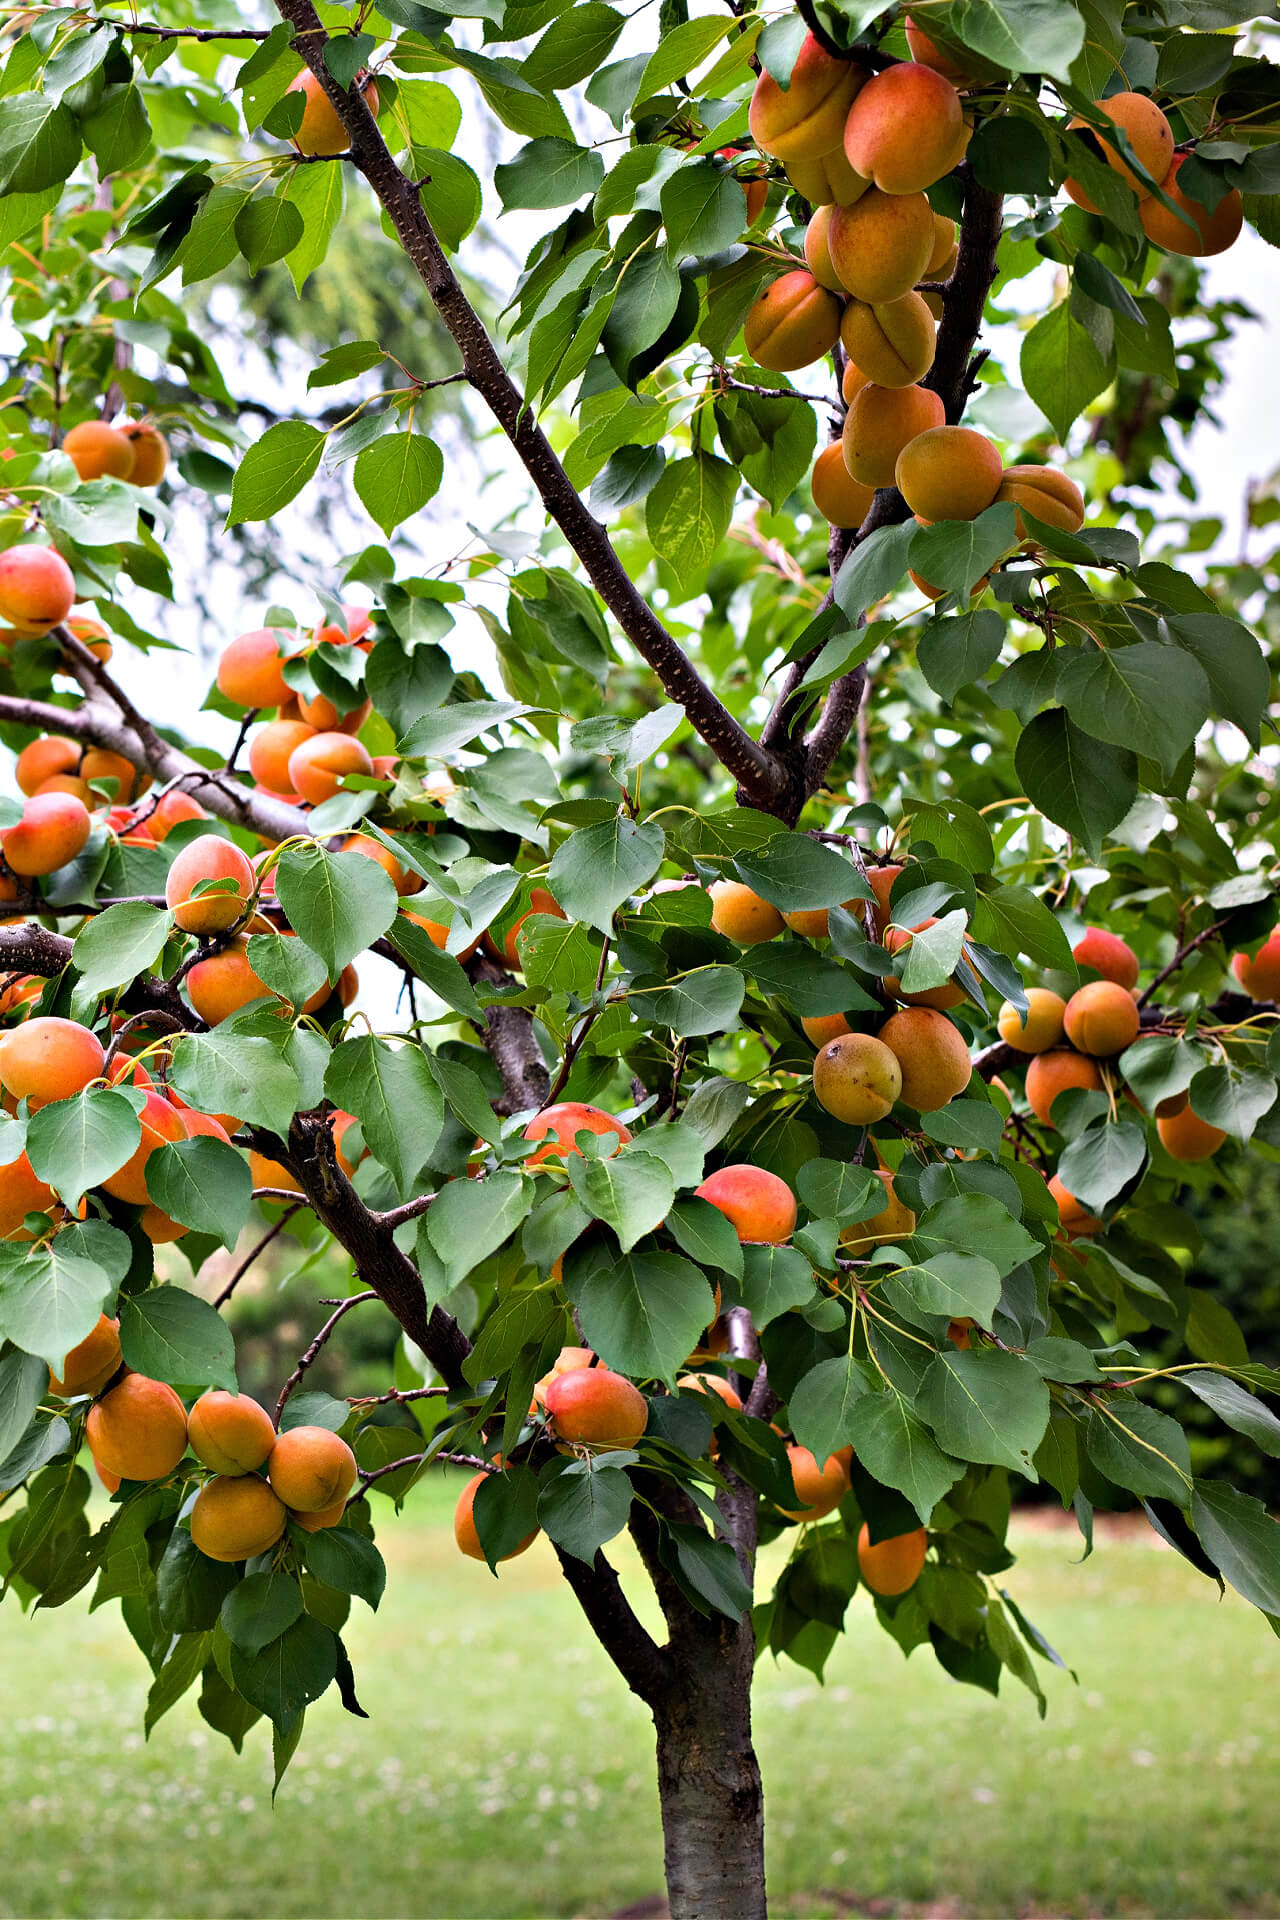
653;1611;766;1920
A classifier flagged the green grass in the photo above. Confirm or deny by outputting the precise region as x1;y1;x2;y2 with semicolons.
2;1482;1277;1920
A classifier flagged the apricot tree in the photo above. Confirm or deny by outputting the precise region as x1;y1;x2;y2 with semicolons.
0;4;1279;1916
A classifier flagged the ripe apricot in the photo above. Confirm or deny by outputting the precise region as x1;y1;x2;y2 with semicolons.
0;545;76;635
81;748;141;804
399;907;480;964
811;443;875;530
248;718;315;794
896;425;1003;522
1066;93;1173;209
342;833;423;897
62;420;135;482
532;1345;595;1412
545;1367;648;1449
882;919;967;1010
1140;155;1242;257
1157;1105;1227;1163
844;62;969;195
86;1373;188;1482
813;1031;903;1123
1063;980;1140;1056
188;1390;277;1475
49;1314;121;1397
190;1474;287;1562
748;34;866;162
15;735;79;796
828;189;935;303
0;1150;63;1239
802;204;844;292
786;148;870;207
695;1165;797;1244
184;940;272;1025
1072;925;1139;989
268;1425;357;1511
779;1444;850;1520
839;293;936;388
709;879;785;943
867;864;902;931
523;1101;632;1167
288;730;374;805
678;1372;743;1413
65;613;112;661
217;629;294;710
120;422;168;488
290;1498;347;1533
878;1006;971;1111
33;773;92;805
844;384;946;494
165;833;254;934
1024;1049;1103;1127
249;1149;302;1195
801;1011;853;1048
454;1470;537;1562
924;212;958;278
497;886;566;968
297;689;371;734
839;1169;916;1252
0;1016;104;1107
905;15;981;85
743;270;842;373
101;1092;187;1204
995;464;1085;538
1048;1173;1103;1236
858;1521;927;1594
288;67;379;157
997;987;1067;1053
2;791;91;875
147;791;207;841
1232;930;1280;1000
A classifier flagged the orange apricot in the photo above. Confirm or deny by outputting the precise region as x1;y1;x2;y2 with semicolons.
288;67;379;157
882;918;966;1011
905;15;980;83
81;748;141;804
843;383;945;490
748;34;866;163
267;1425;357;1511
290;1498;348;1533
120;422;168;488
1157;1105;1227;1163
0;1150;63;1240
995;464;1085;539
678;1372;744;1413
454;1470;537;1562
147;791;208;841
248;718;316;793
2;791;91;875
828;188;936;303
695;1165;797;1244
997;988;1067;1053
342;833;423;897
802;204;844;292
49;1314;121;1397
1072;925;1139;989
839;1169;916;1252
248;1149;302;1195
287;730;374;805
217;629;294;710
190;1474;287;1562
544;1367;648;1449
896;424;1003;521
33;774;92;805
878;1006;971;1111
1048;1173;1103;1237
0;545;75;635
813;1031;903;1123
1140;154;1242;257
101;1092;187;1205
532;1345;596;1413
1063;980;1140;1057
779;1443;850;1521
924;211;958;278
65;613;112;662
786;147;871;206
15;735;79;796
801;1011;853;1048
523;1101;632;1167
0;1016;104;1108
858;1521;927;1594
184;940;272;1025
844;62;969;195
867;864;902;930
165;833;255;934
1232;930;1280;1000
187;1390;277;1475
1024;1049;1104;1127
839;292;936;387
743;269;842;373
86;1374;189;1483
497;886;566;969
297;689;371;734
62;420;135;482
1066;93;1174;209
811;443;875;530
709;879;785;943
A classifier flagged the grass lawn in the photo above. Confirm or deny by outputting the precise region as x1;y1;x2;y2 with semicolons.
2;1479;1276;1920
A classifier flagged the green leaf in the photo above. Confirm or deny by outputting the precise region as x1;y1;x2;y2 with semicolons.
0;1349;48;1461
26;1090;140;1213
909;505;1017;600
645;965;744;1038
423;1169;534;1288
645;454;737;577
537;1459;633;1564
1057;643;1210;779
971;883;1074;972
1020;300;1113;441
245;930;328;1012
470;1465;541;1569
521;3;626;88
231;1614;337;1735
220;1571;304;1656
1056;1120;1147;1212
353;434;443;537
0;1221;128;1372
495;136;603;209
1182;1372;1280;1461
170;1029;301;1137
324;1037;444;1198
1165;614;1269;751
914;1195;1039;1278
917;610;1005;703
385;918;484;1021
833;521;916;623
565;1249;713;1383
304;1528;385;1609
82;82;151;174
282;158;345;293
0;95;80;194
413;148;483;251
1085;1401;1192;1503
787;1353;870;1468
71;900;171;996
156;1530;239;1633
145;1138;253;1251
951;0;1084;76
636;15;731;95
567;1148;674;1254
1187;1064;1277;1142
733;834;864;914
917;1349;1050;1476
1014;708;1138;856
546;816;664;933
846;1390;964;1524
399;698;529;760
664;1196;744;1281
235;192;304;273
227;421;324;526
661;158;742;259
1192;1480;1280;1613
736;1243;816;1329
119;1284;236;1392
666;1519;752;1620
180;184;252;286
275;843;398;977
449;46;574;141
883;1253;1002;1327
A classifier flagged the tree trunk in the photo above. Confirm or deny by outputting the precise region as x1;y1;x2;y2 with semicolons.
653;1612;766;1920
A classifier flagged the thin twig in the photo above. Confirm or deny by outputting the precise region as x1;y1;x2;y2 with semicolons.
212;1205;304;1308
275;1289;379;1423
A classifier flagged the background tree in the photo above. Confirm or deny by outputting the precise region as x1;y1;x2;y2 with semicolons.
0;4;1278;1918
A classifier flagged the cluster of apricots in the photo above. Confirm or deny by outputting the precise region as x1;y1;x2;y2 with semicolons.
60;417;169;489
50;1322;358;1558
740;28;1237;566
